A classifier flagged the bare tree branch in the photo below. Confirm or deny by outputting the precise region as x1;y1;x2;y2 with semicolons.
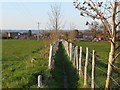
113;52;120;63
116;10;120;14
73;0;112;38
73;0;119;88
48;4;63;31
116;21;120;27
115;45;120;51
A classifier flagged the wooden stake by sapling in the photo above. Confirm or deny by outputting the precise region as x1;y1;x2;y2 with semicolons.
84;47;89;87
79;46;83;77
75;46;79;70
91;50;96;89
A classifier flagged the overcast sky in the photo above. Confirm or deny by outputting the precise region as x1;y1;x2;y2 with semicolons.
0;1;95;30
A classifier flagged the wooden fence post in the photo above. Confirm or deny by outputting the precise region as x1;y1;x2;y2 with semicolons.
72;46;74;63
52;43;55;56
73;46;76;66
75;46;79;70
69;43;73;61
84;47;89;86
38;75;42;88
66;41;69;56
67;42;69;56
56;40;59;51
79;46;83;77
64;41;67;54
91;50;96;89
48;44;53;69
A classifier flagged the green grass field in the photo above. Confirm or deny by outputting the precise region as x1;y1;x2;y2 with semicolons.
73;41;120;88
2;39;51;88
2;40;119;88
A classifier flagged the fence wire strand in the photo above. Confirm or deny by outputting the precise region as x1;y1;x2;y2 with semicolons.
90;51;120;70
88;60;120;87
63;41;120;87
86;73;100;88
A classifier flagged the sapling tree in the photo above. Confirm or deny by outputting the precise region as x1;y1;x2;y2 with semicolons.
48;4;64;40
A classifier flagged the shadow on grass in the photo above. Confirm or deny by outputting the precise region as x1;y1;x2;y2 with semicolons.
48;42;79;88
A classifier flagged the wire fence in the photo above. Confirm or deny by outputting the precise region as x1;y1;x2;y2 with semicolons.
88;58;120;87
62;40;120;88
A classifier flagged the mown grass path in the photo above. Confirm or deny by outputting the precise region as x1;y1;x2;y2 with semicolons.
62;59;69;88
48;42;79;88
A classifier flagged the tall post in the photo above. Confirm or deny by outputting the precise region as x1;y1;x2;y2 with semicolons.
79;46;83;77
75;46;79;70
48;44;53;69
72;46;75;63
37;22;40;40
69;43;73;61
67;42;70;56
91;50;96;89
64;41;69;56
84;47;89;86
73;47;76;66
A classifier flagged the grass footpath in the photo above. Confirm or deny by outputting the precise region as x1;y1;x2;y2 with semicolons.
48;42;80;88
2;39;52;88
